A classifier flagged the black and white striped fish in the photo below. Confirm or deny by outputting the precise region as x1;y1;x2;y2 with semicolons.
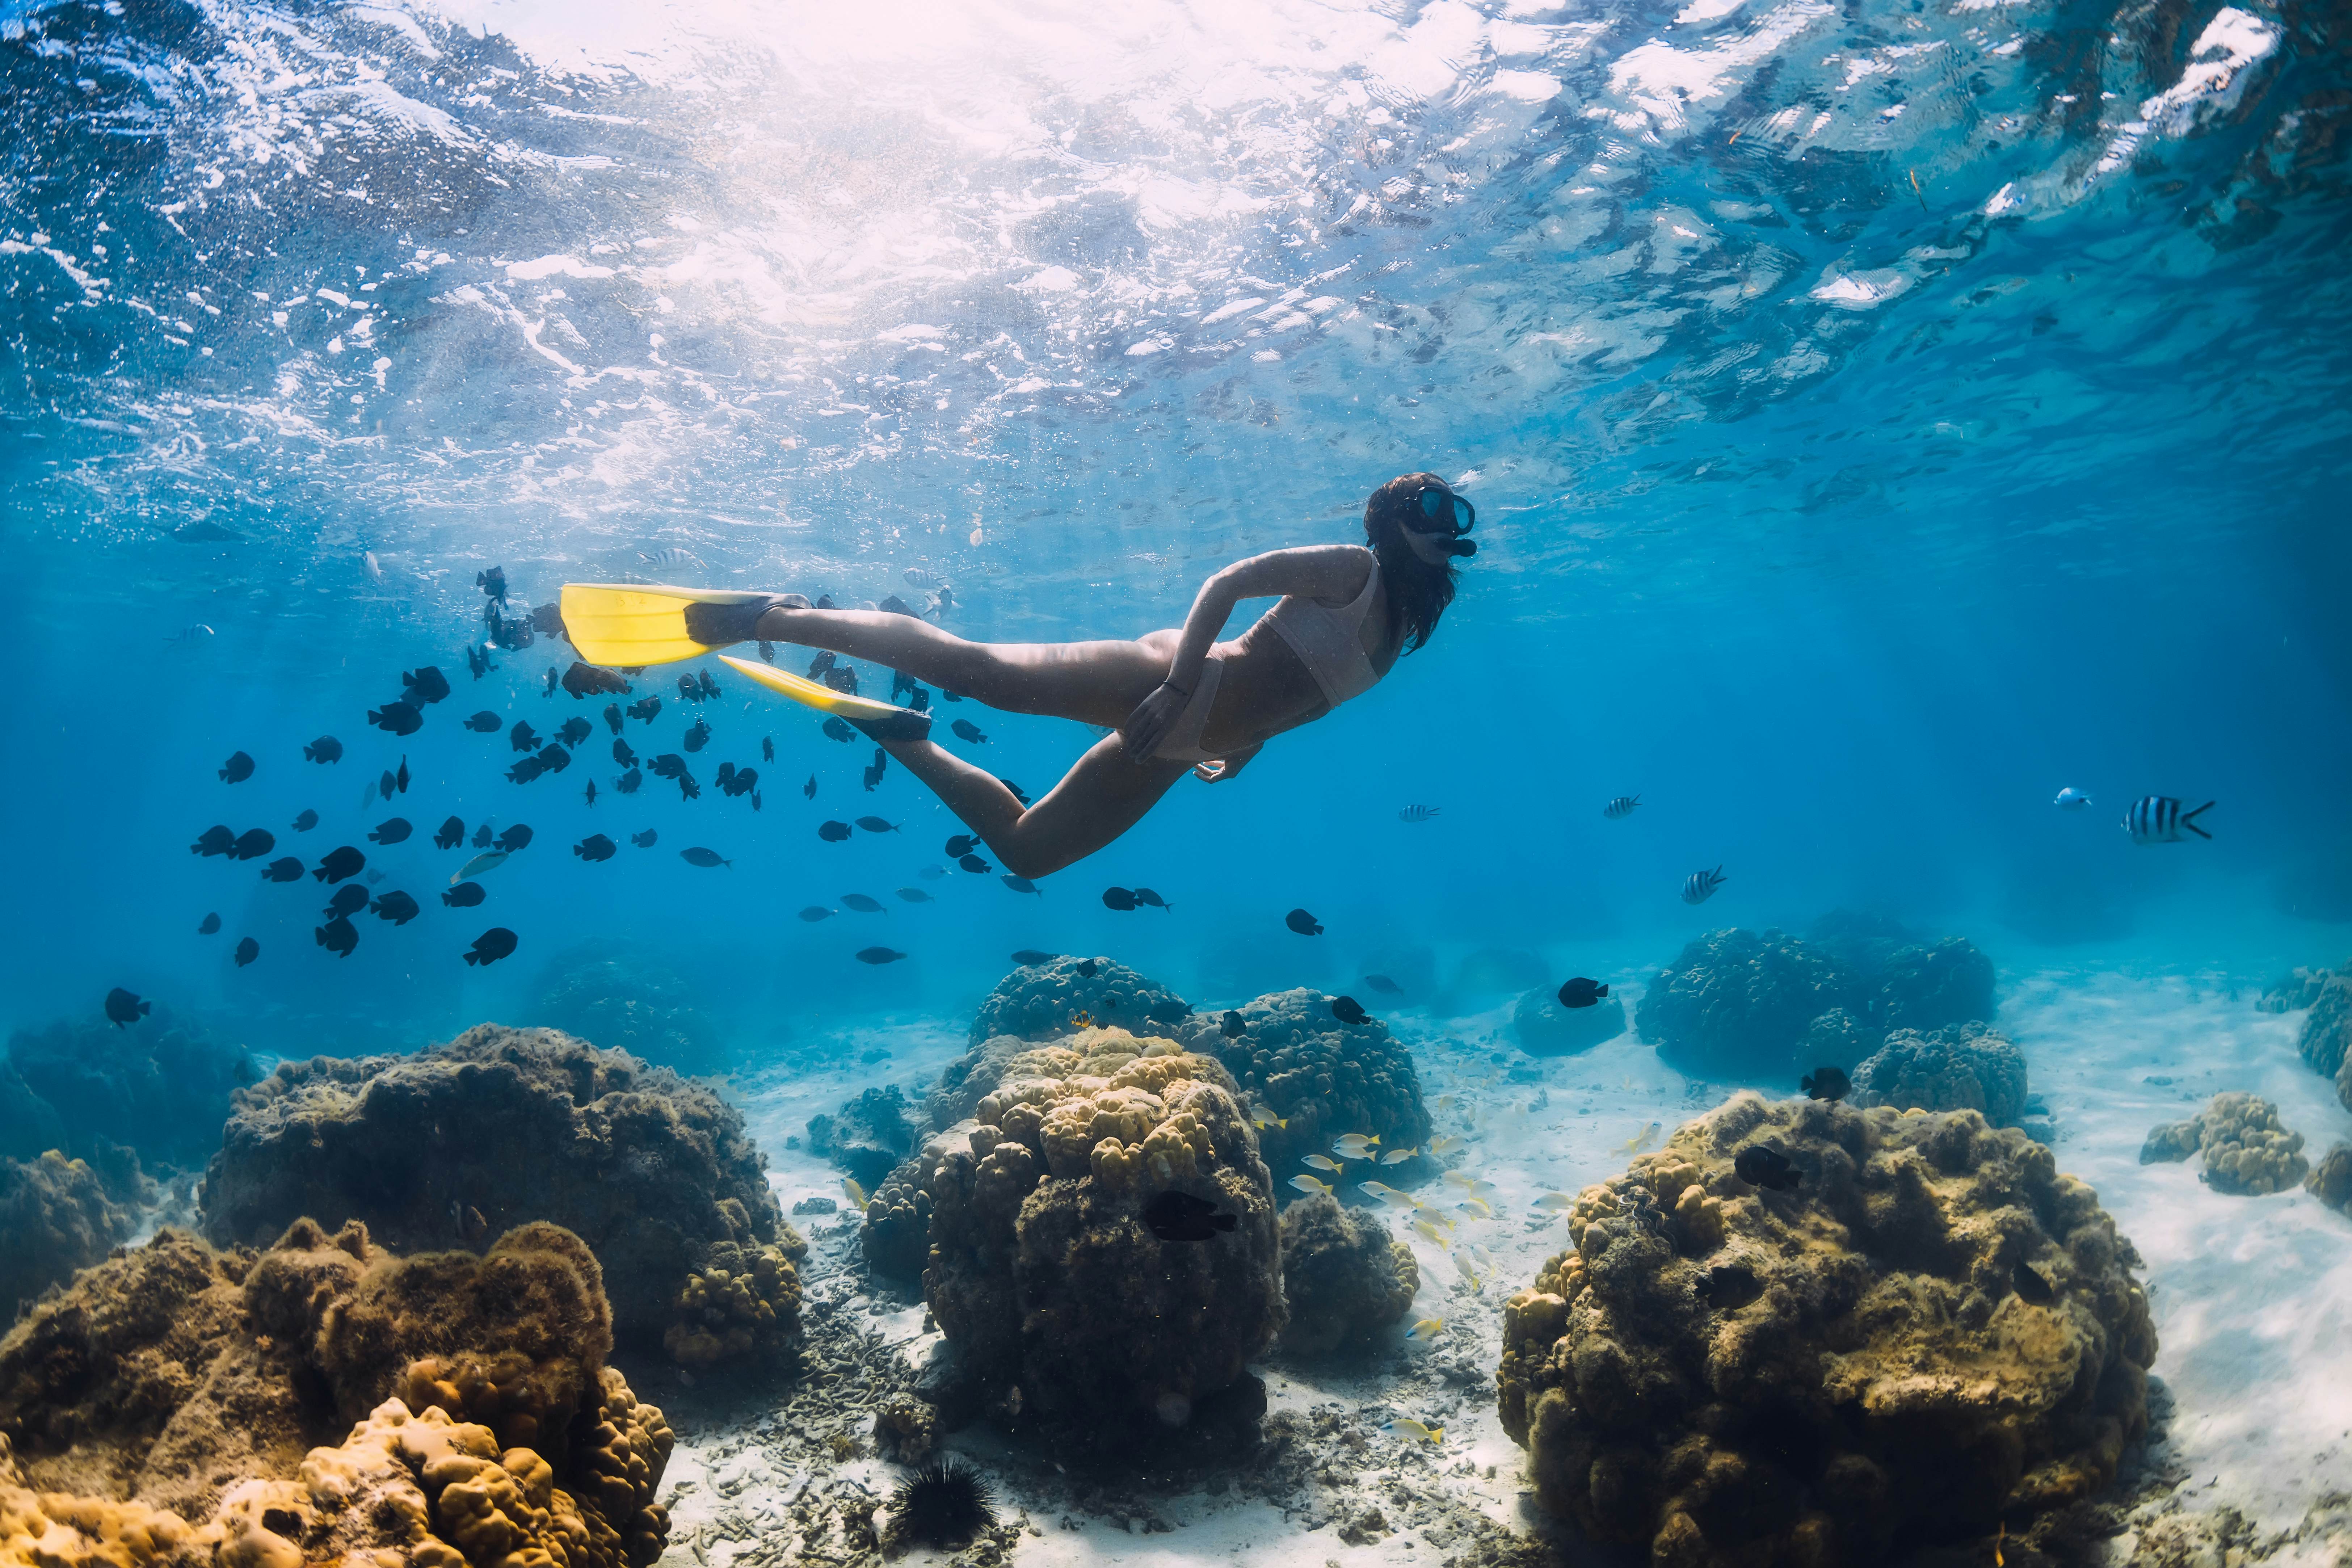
1603;795;1640;819
1398;804;1441;822
2123;796;2213;844
1682;865;1726;904
638;546;703;571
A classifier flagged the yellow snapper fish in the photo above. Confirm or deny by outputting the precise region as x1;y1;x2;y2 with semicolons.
1619;1121;1662;1155
1252;1112;1289;1131
1435;1094;1458;1112
1405;1318;1444;1340
1359;1181;1422;1211
1380;1147;1419;1165
841;1177;868;1211
1453;1197;1493;1220
1532;1191;1576;1211
1428;1134;1467;1155
1333;1144;1377;1162
1291;1173;1336;1199
1303;1154;1344;1173
1411;1218;1448;1245
1381;1417;1444;1444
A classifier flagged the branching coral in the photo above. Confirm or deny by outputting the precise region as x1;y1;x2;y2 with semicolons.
1275;1194;1418;1357
967;958;1192;1046
2138;1092;2309;1195
0;1219;672;1568
1176;989;1433;1181
200;1024;787;1348
1851;1021;2030;1127
1498;1093;2155;1566
923;1027;1281;1435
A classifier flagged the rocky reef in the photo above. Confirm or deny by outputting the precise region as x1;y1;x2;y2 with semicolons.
859;1158;934;1284
1511;986;1626;1058
5;1006;258;1170
2306;1143;2352;1214
1851;1021;2030;1127
531;944;726;1076
1637;920;1997;1083
1275;1192;1419;1357
0;1217;672;1568
199;1024;795;1356
1176;988;1433;1181
661;1236;807;1371
807;1086;921;1191
0;1151;139;1317
967;956;1191;1044
1498;1093;2155;1565
2137;1091;2311;1195
922;1026;1282;1441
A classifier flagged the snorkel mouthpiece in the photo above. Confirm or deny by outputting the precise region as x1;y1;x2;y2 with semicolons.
1444;537;1478;557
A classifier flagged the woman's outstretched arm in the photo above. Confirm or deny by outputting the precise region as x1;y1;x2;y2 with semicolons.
1120;544;1372;757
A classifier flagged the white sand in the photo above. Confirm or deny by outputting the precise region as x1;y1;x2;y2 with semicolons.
654;964;2352;1565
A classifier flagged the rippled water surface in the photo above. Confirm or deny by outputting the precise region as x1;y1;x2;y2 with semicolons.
2;0;2348;1044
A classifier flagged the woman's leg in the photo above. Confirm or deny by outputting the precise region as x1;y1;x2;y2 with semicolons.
753;606;1171;729
879;731;1191;878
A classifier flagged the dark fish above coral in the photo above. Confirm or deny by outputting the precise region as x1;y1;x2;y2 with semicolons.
561;661;631;698
441;882;485;908
464;711;502;733
575;834;617;862
315;914;359;958
463;927;518;966
841;893;884;913
680;846;730;868
371;890;420;925
1102;887;1137;911
291;809;319;832
313;846;366;883
191;824;236;858
1221;1009;1247;1038
104;987;150;1027
324;884;370;920
1802;1066;1851;1103
218;749;254;783
1330;996;1371;1026
631;829;657;848
819;820;852;842
1557;977;1608;1009
1010;949;1059;965
434;816;466;850
1286;907;1324;936
369;817;412;845
1144;1190;1236;1243
260;856;305;883
1694;1262;1763;1310
1733;1145;1802;1191
369;699;422;736
304;735;343;762
857;947;908;965
401;665;452;704
234;936;259;967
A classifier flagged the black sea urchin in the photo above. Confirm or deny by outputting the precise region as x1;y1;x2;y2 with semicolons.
888;1458;997;1548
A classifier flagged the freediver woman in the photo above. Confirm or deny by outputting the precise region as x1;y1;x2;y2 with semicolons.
561;471;1475;877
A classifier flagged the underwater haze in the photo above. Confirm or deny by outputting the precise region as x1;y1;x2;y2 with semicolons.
3;0;2348;1052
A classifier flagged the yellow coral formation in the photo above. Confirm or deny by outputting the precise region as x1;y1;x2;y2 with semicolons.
660;1240;804;1369
0;1222;672;1568
1499;1093;2156;1566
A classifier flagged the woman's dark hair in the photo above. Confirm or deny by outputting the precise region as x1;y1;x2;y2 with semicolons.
1364;471;1462;653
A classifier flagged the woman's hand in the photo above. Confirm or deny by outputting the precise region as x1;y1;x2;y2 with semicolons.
1194;744;1262;783
1119;681;1193;761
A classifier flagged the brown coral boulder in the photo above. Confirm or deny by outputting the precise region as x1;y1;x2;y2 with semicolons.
199;1024;788;1349
1276;1193;1420;1357
923;1027;1282;1437
1497;1093;2155;1567
2306;1144;2352;1214
0;1152;139;1318
1175;988;1434;1184
0;1219;672;1568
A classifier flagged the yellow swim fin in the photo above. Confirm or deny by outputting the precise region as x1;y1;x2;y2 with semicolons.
558;583;793;669
716;654;933;741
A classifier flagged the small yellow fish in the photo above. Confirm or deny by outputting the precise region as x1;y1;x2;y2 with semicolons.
1361;1182;1421;1211
1435;1094;1457;1112
1411;1218;1447;1244
1291;1173;1335;1198
1442;1169;1476;1189
1621;1075;1637;1092
1454;1198;1492;1219
1303;1154;1343;1173
1405;1318;1444;1340
1381;1417;1443;1443
1428;1134;1466;1155
1460;1178;1499;1201
1618;1121;1662;1155
1380;1147;1418;1165
1333;1145;1375;1162
1334;1132;1380;1148
842;1177;868;1210
1532;1192;1575;1211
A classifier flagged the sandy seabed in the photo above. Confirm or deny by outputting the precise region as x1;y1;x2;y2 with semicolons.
640;965;2352;1567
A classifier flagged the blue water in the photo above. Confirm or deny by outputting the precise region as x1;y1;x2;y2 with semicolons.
3;0;2348;1066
